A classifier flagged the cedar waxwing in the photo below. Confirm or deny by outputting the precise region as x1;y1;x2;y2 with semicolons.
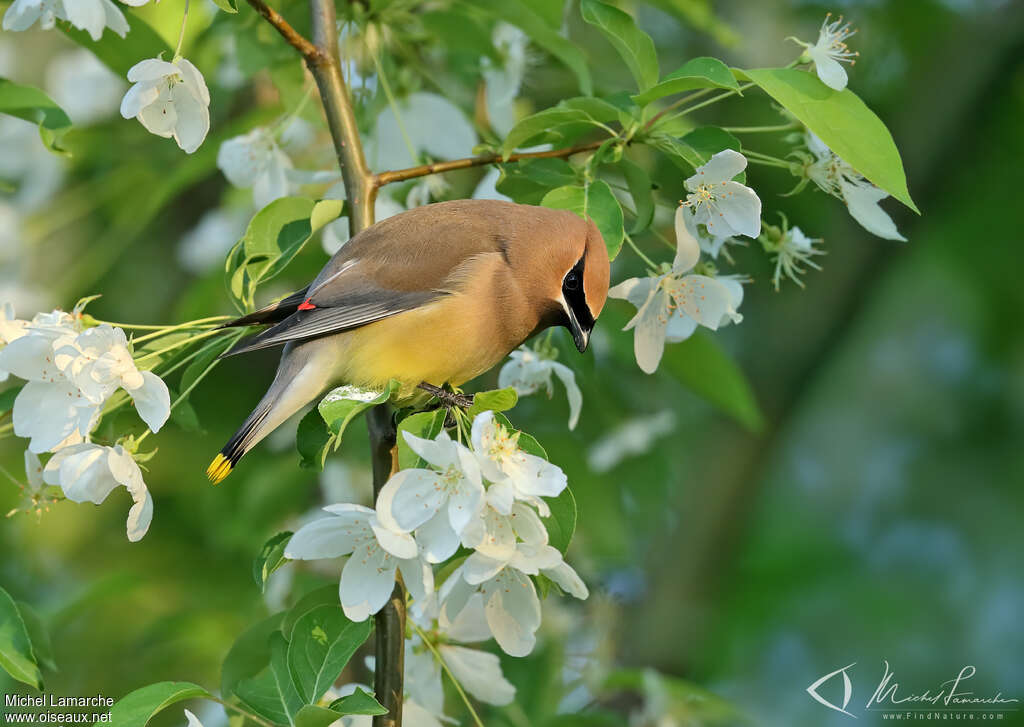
207;199;609;483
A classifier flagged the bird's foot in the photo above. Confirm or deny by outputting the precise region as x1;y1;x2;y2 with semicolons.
418;383;474;426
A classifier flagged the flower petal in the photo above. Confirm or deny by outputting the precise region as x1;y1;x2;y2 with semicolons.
127;370;170;432
439;645;515;705
119;81;160;119
810;51;848;91
463;552;507;585
376;468;447;532
688;148;747;186
716;181;762;238
840;179;907;241
370;517;418;559
285;517;361;559
414;510;460;564
672;274;735;330
543;561;589;599
339;548;397;621
481;569;541;657
548;361;582;430
672;205;701;273
126;58;180;83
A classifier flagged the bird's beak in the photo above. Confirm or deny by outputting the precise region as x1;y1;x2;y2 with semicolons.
565;304;591;353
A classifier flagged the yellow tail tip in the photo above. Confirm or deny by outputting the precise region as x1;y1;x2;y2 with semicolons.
206;454;233;485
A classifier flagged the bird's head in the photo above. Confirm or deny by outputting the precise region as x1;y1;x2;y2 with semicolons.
543;214;609;354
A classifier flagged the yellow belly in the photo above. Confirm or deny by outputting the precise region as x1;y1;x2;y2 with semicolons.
333;296;510;400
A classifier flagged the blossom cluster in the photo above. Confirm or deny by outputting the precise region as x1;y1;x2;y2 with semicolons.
0;304;170;541
286;411;588;661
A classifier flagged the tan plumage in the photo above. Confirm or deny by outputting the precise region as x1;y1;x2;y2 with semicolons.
207;199;609;483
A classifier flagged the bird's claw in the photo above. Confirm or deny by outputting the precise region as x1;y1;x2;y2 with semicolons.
418;382;474;421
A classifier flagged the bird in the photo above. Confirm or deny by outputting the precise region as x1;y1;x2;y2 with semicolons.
206;199;610;484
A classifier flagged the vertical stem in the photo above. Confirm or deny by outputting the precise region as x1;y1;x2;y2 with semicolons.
366;405;404;727
305;1;399;724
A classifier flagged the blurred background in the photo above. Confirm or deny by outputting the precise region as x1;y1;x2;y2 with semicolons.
1;0;1023;725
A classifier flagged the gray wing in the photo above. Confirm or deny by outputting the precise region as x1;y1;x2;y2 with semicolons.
221;289;437;357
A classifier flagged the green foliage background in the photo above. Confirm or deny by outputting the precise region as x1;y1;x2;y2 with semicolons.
2;1;1023;725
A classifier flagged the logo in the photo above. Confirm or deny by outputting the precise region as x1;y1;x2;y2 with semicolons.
806;662;857;717
806;661;1020;720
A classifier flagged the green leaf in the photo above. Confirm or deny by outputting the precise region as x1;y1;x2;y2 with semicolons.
396;410;447;470
580;0;659;91
518;158;581;188
0;385;23;415
541;181;625;260
468;0;592;95
16;602;55;673
681;126;741;162
328;688;388;716
0;78;72;153
618;158;654;234
501;108;599;158
318;380;398;440
546;486;577;554
0;587;42;689
221;613;285;699
287;605;372;703
294;706;345;727
468;387;519;417
296;409;334;470
560;96;623;123
253;531;293;593
235;633;303;726
741;67;917;212
233;197;342;310
632;57;740;106
109;682;212;727
210;0;238;12
661;331;763;431
60;13;171;78
281;585;339;637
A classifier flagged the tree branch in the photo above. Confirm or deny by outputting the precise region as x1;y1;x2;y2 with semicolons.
244;0;322;62
373;140;606;187
251;0;401;721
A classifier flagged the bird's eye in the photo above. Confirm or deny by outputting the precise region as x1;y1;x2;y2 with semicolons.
564;270;581;291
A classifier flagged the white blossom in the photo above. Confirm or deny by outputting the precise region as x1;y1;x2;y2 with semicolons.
45;49;126;124
2;0;148;41
0;302;28;381
59;326;170;431
471;411;567;516
768;225;824;290
120;57;211;154
285;504;433;622
793;14;859;92
440;499;587;656
177;208;249;273
440;644;516;706
805;133;906;241
369;92;477;171
482;23;530;136
0;315;171;452
586;410;676;473
217;128;294;208
498;347;582;430
375;429;484;564
43;443;153;541
608;206;744;373
682;149;761;239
